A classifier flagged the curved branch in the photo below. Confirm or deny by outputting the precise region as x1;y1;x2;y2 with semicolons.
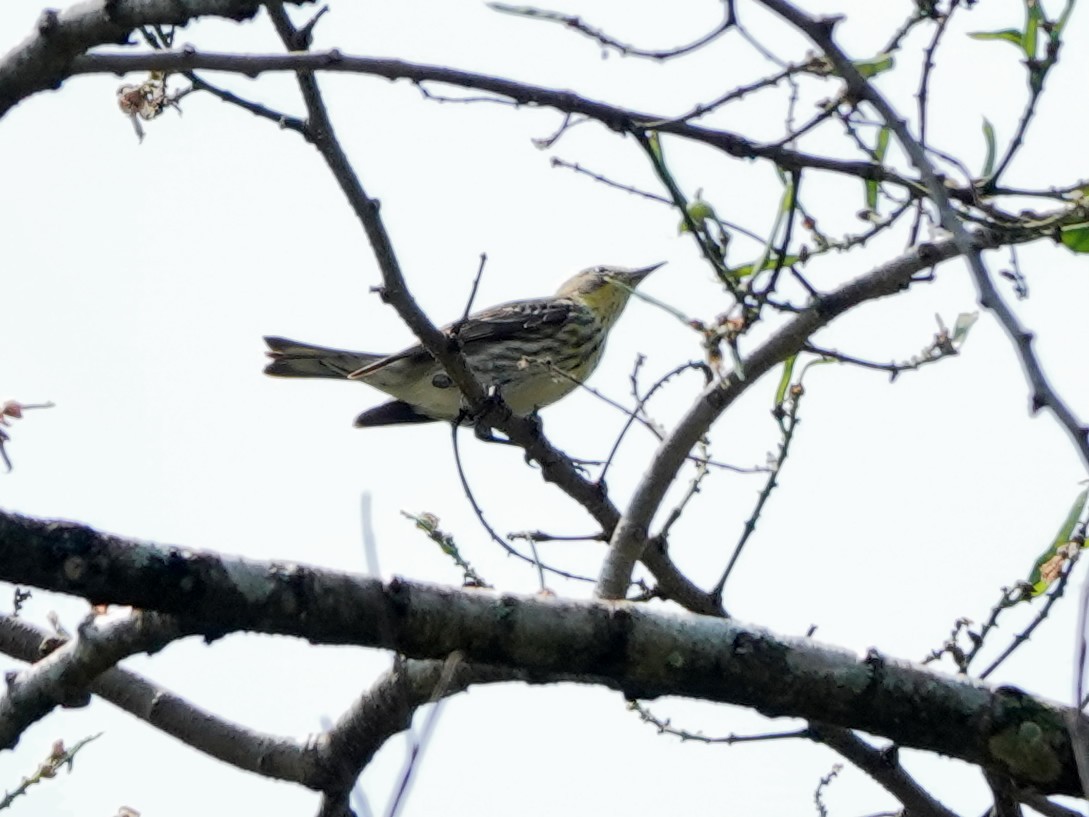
595;229;1019;598
0;0;313;119
490;3;735;61
0;507;1085;797
0;613;320;784
0;611;189;750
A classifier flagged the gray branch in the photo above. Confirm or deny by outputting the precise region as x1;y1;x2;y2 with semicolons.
0;610;189;749
810;724;963;817
0;507;1084;797
0;0;313;119
594;227;1033;598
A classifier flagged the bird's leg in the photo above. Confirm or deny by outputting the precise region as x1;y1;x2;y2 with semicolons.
453;405;515;446
522;408;545;438
457;387;522;446
472;422;517;446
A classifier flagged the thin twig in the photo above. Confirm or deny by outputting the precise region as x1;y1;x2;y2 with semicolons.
979;548;1083;680
489;2;735;61
809;723;963;817
630;699;806;745
713;387;801;600
450;424;589;584
754;0;1089;475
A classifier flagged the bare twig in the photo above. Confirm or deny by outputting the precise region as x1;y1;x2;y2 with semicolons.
713;387;802;600
0;731;103;810
809;724;963;817
489;3;735;61
69;49;934;197
596;228;1030;599
754;0;1089;473
630;699;806;745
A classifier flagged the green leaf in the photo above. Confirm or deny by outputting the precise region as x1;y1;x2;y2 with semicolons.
646;130;664;163
950;312;979;346
866;127;891;211
969;28;1025;47
874;126;891;162
980;118;997;179
735;176;797;280
798;357;834;382
680;198;716;234
853;53;894;78
775;356;797;406
1060;223;1089;253
1028;488;1088;595
727;253;800;279
1055;0;1075;38
1023;0;1046;59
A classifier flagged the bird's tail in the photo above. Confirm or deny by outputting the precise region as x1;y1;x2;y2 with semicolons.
264;336;383;380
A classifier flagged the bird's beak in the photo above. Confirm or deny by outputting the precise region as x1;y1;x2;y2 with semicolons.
622;261;666;284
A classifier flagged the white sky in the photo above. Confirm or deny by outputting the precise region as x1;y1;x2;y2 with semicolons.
1;0;1088;815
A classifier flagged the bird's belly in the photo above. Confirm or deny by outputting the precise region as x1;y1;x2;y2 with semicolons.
498;368;583;415
365;346;601;420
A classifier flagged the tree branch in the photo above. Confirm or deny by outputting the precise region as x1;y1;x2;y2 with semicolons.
752;0;1089;472
0;613;321;785
0;610;189;750
595;228;1030;598
809;724;963;817
0;507;1084;796
67;48;929;196
0;0;313;119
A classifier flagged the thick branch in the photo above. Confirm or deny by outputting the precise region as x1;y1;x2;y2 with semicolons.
595;229;1018;598
0;508;1084;796
0;0;313;119
0;611;188;749
0;613;320;784
314;657;516;796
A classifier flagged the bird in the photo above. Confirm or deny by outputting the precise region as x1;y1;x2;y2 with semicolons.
264;262;663;428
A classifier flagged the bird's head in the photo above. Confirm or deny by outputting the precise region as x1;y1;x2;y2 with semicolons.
555;262;664;323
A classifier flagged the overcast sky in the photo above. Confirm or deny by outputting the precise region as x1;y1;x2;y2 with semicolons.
2;1;1088;815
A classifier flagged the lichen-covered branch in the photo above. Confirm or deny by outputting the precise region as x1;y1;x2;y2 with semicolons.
0;507;1084;796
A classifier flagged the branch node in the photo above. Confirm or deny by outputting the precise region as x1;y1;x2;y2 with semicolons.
36;9;60;37
879;743;899;766
915;241;938;263
815;15;843;37
295;5;330;49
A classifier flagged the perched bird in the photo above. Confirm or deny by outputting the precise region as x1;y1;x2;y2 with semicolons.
264;262;663;427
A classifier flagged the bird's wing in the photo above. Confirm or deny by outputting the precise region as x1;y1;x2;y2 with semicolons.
454;297;574;345
351;298;574;376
